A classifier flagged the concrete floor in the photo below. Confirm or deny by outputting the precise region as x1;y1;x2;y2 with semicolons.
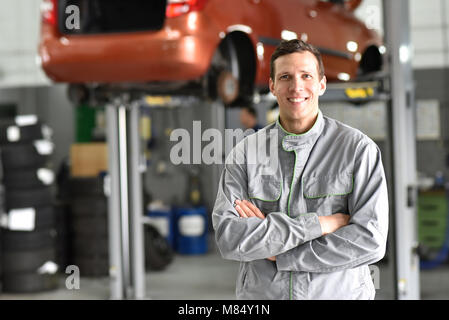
0;235;449;300
1;246;448;300
0;249;237;300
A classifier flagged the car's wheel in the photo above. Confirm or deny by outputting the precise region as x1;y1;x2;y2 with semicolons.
67;84;90;105
144;224;174;271
358;45;383;78
207;37;241;105
217;70;240;105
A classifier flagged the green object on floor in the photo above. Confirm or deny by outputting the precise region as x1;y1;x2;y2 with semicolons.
75;104;96;142
418;190;448;249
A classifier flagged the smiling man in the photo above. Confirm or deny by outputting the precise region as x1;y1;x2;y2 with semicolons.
212;39;389;300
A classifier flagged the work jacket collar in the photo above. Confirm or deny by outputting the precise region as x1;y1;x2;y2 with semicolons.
277;109;324;152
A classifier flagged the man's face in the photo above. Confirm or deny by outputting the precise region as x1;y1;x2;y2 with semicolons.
269;51;326;126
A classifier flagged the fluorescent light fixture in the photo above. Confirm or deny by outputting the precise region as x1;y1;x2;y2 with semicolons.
256;42;264;60
227;24;252;34
337;73;351;81
300;33;308;42
187;12;198;30
399;45;410;64
281;30;297;41
346;41;358;52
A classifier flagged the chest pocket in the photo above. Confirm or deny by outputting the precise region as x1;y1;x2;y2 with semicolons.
303;173;353;216
248;176;281;215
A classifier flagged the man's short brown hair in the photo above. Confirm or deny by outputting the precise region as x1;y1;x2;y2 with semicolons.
270;39;325;81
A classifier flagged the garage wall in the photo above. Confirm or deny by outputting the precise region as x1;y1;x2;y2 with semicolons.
414;68;449;179
143;102;223;228
0;0;50;88
410;0;449;69
0;0;447;215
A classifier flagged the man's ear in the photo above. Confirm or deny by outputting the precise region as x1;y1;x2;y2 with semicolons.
318;75;327;96
269;78;276;96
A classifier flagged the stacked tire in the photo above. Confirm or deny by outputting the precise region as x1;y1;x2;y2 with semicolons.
68;176;109;277
0;116;59;293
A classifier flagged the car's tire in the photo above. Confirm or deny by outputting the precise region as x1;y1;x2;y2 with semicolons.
6;205;56;230
0;228;3;278
36;206;56;230
207;38;240;105
144;224;174;271
216;70;240;105
1;228;57;251
54;202;72;270
0;143;50;169
71;215;108;236
72;236;108;257
73;256;109;277
3;168;54;189
67;84;90;105
68;176;106;197
358;45;383;77
1;272;59;293
0;123;49;144
70;196;107;217
1;247;56;273
206;34;256;106
5;187;54;210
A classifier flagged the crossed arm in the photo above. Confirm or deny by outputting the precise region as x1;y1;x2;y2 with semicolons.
213;140;388;270
234;199;350;261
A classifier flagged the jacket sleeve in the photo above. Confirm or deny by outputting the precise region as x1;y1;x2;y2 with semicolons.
276;140;389;272
212;144;322;262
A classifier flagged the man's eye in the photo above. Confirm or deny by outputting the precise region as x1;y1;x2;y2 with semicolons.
303;74;312;79
279;75;289;80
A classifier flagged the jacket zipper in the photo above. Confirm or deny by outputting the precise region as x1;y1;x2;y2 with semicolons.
286;149;298;300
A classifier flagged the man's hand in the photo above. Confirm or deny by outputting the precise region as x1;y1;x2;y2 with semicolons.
234;199;265;219
318;213;350;235
234;199;276;261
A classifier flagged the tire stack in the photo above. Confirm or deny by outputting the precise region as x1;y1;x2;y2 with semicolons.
0;116;59;293
0;185;4;291
54;159;74;275
68;175;109;277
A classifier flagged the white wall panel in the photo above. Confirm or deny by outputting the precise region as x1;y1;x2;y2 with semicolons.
410;0;442;27
412;28;445;52
0;0;50;88
410;0;449;69
412;52;446;69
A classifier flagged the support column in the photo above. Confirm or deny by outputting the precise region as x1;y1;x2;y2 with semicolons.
129;103;146;299
106;97;146;299
383;0;420;300
106;101;124;300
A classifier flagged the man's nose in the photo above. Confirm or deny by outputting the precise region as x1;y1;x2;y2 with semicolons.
290;76;304;92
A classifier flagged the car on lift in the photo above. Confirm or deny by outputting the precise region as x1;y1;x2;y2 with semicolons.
39;0;383;105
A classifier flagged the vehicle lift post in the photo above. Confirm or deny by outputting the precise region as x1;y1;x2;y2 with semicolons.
384;0;420;300
106;95;146;299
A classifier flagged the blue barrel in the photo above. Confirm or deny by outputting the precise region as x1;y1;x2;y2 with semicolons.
146;205;175;248
175;206;208;255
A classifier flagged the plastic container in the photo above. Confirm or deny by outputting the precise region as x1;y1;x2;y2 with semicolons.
174;206;208;255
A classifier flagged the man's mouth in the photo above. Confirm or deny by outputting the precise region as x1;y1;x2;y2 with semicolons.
288;97;308;103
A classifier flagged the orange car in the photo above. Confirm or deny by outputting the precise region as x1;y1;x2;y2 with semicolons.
39;0;383;105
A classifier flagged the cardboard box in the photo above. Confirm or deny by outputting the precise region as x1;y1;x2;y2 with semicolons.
70;143;108;177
